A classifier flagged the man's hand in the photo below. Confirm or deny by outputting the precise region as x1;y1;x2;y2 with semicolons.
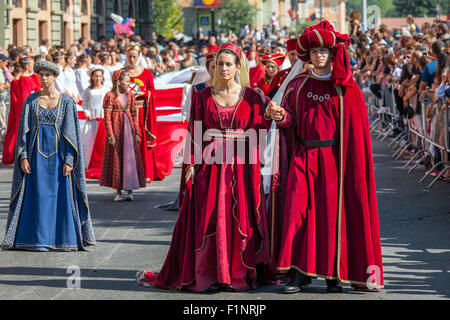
136;135;140;145
267;101;285;121
21;159;31;174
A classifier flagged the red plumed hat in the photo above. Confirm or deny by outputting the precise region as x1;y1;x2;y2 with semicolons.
260;53;286;69
286;39;297;53
296;20;353;87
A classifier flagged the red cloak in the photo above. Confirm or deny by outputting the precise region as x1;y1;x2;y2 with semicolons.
129;68;161;182
137;87;272;291
2;74;42;164
269;71;384;289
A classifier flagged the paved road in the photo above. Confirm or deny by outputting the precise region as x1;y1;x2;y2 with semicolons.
0;135;449;300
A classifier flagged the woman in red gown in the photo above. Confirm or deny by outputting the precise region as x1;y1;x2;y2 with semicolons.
124;43;159;182
256;53;285;96
137;44;272;292
2;57;42;164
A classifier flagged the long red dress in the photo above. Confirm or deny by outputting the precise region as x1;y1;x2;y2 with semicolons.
270;71;384;289
2;74;41;164
128;68;160;182
137;87;272;291
100;92;146;190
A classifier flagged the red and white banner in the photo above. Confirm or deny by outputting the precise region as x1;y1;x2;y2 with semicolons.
82;85;188;180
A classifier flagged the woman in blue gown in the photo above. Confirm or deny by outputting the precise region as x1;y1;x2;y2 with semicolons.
1;60;96;251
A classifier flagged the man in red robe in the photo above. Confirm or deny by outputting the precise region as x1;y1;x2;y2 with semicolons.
266;39;298;99
267;20;384;293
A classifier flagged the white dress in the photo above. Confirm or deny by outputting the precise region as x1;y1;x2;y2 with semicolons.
81;86;110;167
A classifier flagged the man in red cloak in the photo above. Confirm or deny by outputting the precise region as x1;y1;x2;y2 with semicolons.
267;20;384;293
266;39;298;99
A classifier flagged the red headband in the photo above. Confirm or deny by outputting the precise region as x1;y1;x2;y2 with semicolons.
205;52;217;63
218;43;242;59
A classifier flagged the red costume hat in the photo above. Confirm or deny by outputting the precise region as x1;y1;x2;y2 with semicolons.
286;39;297;53
205;52;217;63
218;43;242;59
260;53;285;69
296;20;353;87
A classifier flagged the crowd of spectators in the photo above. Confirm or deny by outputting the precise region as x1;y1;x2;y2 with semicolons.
0;13;448;178
349;13;450;179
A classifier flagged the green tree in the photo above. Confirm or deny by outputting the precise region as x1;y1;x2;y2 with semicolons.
153;0;184;38
393;0;448;17
346;0;397;17
216;0;258;36
290;21;315;36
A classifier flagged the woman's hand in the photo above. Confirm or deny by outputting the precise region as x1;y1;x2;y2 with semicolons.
134;91;145;98
86;115;94;121
185;166;195;183
21;159;31;174
63;163;73;177
108;135;116;146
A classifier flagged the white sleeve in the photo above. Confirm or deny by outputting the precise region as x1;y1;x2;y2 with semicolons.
81;88;91;117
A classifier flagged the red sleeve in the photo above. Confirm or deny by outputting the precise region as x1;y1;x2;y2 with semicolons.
103;93;114;137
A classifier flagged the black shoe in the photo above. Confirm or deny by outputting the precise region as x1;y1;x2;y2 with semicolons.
204;284;220;292
221;286;236;292
326;279;342;293
298;274;312;287
282;271;302;294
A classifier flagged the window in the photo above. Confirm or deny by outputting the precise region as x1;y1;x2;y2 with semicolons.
114;0;122;15
38;0;47;10
38;20;48;44
81;0;88;15
128;0;136;18
330;1;338;14
12;0;23;7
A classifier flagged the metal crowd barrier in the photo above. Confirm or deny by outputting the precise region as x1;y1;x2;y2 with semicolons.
366;80;450;189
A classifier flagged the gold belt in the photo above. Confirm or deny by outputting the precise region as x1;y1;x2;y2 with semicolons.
135;100;145;107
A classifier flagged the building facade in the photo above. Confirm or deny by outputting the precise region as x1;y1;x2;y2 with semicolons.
0;0;155;51
1;0;92;50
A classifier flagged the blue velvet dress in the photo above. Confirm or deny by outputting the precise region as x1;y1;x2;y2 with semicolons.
13;105;79;251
